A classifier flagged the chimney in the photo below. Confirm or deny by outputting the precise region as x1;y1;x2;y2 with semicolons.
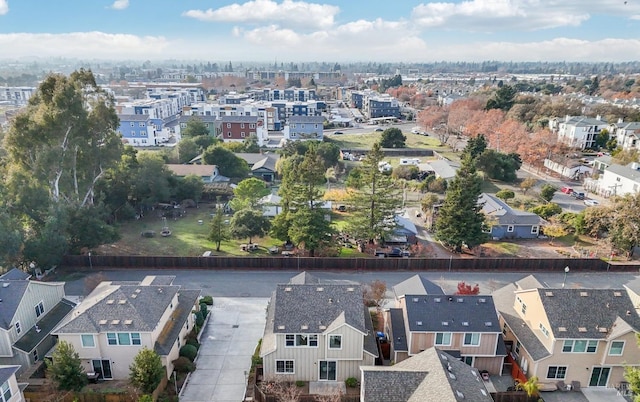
618;118;624;124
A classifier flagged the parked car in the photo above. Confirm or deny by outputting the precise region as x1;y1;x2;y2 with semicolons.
584;199;600;206
375;128;384;132
571;191;585;200
333;131;343;135
561;186;574;194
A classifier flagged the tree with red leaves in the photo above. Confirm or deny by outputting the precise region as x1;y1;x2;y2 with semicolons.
456;281;480;295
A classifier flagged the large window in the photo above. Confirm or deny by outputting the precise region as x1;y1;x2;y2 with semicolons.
329;335;342;349
1;380;11;402
463;333;480;346
285;334;318;347
81;334;95;348
547;366;567;379
562;340;597;353
106;332;141;346
435;332;452;346
276;360;294;374
609;341;625;356
35;301;45;318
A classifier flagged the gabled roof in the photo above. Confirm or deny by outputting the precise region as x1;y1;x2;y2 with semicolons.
14;299;76;353
395;215;418;235
271;283;366;334
405;295;500;333
389;308;408;352
154;289;201;356
0;268;31;281
537;288;640;339
220;115;258;123
605;163;640;183
421;160;457;180
166;164;216;177
393;275;444;300
235;153;279;172
0;279;30;330
288;271;320;285
118;114;151;122
492;282;550;361
360;348;492;402
55;282;179;334
480;193;547;226
289;115;324;124
0;365;19;386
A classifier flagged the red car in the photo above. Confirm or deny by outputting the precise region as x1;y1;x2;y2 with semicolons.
561;186;574;194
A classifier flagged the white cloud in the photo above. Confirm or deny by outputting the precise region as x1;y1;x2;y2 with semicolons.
0;0;8;15
411;0;640;31
183;0;339;30
110;0;129;10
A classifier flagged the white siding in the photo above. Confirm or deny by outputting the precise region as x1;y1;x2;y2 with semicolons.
9;282;65;346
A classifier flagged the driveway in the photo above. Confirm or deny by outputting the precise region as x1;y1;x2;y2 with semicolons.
180;297;269;402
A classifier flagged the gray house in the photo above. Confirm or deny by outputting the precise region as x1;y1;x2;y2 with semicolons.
479;193;547;240
0;269;75;375
260;272;378;383
360;348;493;402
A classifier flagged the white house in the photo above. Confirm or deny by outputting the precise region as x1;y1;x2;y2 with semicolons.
585;162;640;197
554;115;606;149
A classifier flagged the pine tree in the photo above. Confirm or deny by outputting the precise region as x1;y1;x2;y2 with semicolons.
46;340;87;391
347;142;402;243
129;347;165;394
435;156;488;252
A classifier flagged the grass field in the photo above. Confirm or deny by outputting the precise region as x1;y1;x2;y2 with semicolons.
327;131;442;150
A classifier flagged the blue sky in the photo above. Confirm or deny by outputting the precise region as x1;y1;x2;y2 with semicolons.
0;0;639;62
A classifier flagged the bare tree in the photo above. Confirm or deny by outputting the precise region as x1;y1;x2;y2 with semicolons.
261;376;302;402
315;390;344;402
84;272;108;294
363;280;387;311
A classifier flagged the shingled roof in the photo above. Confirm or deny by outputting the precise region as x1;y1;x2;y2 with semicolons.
404;295;501;333
393;275;444;300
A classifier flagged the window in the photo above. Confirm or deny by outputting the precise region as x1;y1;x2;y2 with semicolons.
130;122;135;127
250;123;256;128
507;225;515;233
107;333;117;345
609;341;625;356
118;333;131;345
547;366;567;379
227;123;231;128
131;333;141;345
461;356;473;365
241;123;245;129
521;302;527;315
531;225;539;235
139;122;145;127
309;335;318;347
15;321;21;335
227;132;232;137
1;380;11;402
515;341;521;355
435;332;452;346
106;332;139;346
33;349;38;362
285;334;295;347
81;334;95;348
329;335;342;349
35;301;45;318
276;360;294;374
539;323;550;338
502;322;507;335
563;340;597;353
241;132;246;137
463;333;480;346
296;334;308;346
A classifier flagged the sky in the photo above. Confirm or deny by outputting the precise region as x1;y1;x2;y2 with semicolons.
0;0;639;63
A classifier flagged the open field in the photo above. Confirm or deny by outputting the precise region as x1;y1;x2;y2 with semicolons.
327;131;443;150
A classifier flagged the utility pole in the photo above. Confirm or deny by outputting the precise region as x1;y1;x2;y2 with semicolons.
609;183;622;197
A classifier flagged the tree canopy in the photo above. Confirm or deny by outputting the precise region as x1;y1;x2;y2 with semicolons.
202;145;250;179
379;128;406;148
230;208;270;244
129;347;165;394
181;117;211;138
229;177;270;211
46;340;87;391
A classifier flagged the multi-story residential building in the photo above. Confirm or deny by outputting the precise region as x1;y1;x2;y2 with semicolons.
217;116;267;146
284;116;325;141
0;87;36;107
585;162;640;197
117;114;159;146
360;348;493;402
552;115;607;149
53;275;200;380
349;90;400;119
254;88;317;102
177;115;219;137
609;119;640;151
0;365;24;402
493;275;640;389
0;269;75;375
260;272;378;382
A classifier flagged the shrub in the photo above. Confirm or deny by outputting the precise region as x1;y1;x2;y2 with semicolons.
179;345;198;362
200;303;208;318
172;356;196;373
195;311;204;327
186;338;200;350
345;377;358;388
296;380;305;387
201;296;213;305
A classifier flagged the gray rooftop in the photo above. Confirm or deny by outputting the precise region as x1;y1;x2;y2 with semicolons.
605;163;640;183
14;299;76;353
393;275;444;300
405;295;501;333
155;289;201;356
492;283;551;361
537;288;640;339
220;115;258;123
289;272;320;285
289;115;324;124
118;114;151;121
0;365;19;386
361;348;492;402
0;268;31;281
389;308;408;352
55;283;180;334
0;279;30;330
480;193;547;226
272;283;366;334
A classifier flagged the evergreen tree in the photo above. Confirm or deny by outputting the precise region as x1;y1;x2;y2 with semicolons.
46;340;87;391
129;348;165;394
462;134;488;160
346;142;402;243
435;156;487;252
208;206;229;252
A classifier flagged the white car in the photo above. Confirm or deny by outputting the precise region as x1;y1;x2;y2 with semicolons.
584;199;600;206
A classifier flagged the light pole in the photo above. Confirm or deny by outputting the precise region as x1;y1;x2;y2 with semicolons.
562;266;570;288
88;252;93;270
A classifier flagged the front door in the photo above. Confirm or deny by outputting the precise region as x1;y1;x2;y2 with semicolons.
589;367;610;387
319;361;337;381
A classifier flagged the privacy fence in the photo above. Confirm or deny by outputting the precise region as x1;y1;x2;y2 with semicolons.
62;255;635;272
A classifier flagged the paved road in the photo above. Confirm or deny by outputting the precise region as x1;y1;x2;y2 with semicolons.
64;269;639;297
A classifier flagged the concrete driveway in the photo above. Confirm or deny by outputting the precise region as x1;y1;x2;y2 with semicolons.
180;297;268;402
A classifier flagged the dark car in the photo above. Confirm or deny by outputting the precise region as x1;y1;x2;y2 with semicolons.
571;191;585;200
333;131;344;135
375;128;384;132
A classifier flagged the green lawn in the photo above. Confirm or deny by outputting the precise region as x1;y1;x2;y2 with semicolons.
328;131;441;150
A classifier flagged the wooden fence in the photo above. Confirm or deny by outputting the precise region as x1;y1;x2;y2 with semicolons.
63;255;633;272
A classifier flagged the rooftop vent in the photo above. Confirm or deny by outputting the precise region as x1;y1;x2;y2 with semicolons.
481;390;488;396
627;310;632;316
478;298;486;303
277;325;285;330
558;327;567;332
316;287;324;292
284;287;292;292
416;321;423;326
613;291;622;297
462;321;469;326
2;283;9;288
448;297;453;302
545;291;554;297
124;319;133;325
434;297;441;302
131;294;137;299
118;300;126;304
135;288;141;293
457;298;464;303
447;363;453;372
99;320;107;325
578;327;587;332
347;287;355;292
598;327;608;333
442;321;449;326
158;288;163;293
449;372;456;380
485;321;493;327
106;299;114;305
319;325;327;330
580;291;589;297
440;353;448;361
456;390;464;399
413;297;420;303
301;325;309;330
111;320;120;325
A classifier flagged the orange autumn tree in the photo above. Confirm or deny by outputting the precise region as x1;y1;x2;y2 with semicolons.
455;281;480;295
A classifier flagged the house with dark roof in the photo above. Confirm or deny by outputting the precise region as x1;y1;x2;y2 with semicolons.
284;116;325;141
165;164;229;184
235;152;280;182
260;272;378;383
493;275;640;389
53;275;200;381
479;193;547;239
360;348;492;402
0;269;74;376
0;365;24;402
385;281;506;374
